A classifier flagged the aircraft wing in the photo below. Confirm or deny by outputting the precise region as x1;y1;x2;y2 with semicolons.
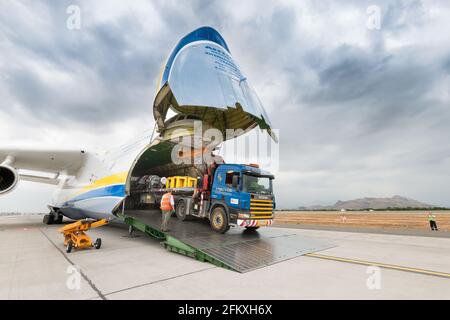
0;149;86;194
0;149;85;175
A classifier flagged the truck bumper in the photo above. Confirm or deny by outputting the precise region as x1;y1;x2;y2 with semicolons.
237;219;274;227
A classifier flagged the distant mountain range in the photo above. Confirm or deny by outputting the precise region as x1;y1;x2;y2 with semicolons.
298;195;436;210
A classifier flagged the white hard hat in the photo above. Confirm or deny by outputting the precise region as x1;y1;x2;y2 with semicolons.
160;177;167;185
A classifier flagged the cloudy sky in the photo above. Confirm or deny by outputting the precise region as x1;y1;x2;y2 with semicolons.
0;0;449;212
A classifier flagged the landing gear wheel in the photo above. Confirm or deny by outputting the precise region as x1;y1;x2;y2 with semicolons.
66;241;73;253
245;226;260;232
176;199;191;221
210;207;230;234
94;238;102;250
54;214;63;224
43;214;54;225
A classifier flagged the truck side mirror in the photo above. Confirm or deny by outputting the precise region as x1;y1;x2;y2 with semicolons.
232;175;239;190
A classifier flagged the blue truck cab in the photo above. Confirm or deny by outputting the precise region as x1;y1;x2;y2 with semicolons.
208;163;275;233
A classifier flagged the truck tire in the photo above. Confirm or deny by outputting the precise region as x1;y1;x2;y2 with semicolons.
210;206;230;234
176;199;192;221
43;214;54;225
66;241;73;253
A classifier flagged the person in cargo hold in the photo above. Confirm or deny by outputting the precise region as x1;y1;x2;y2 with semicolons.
160;192;175;232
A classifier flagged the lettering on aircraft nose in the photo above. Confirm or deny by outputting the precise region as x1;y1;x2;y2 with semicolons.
153;27;277;143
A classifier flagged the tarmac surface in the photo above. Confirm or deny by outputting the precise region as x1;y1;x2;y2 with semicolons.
273;222;450;238
1;215;449;300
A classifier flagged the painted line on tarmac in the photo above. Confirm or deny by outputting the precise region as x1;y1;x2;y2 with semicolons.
39;228;107;300
305;253;450;279
104;266;216;297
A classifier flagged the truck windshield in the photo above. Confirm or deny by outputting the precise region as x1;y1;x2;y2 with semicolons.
242;174;272;195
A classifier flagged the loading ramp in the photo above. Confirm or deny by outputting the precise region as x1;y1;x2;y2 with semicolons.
118;210;333;273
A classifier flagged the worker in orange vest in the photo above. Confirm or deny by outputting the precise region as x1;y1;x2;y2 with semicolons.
160;192;175;232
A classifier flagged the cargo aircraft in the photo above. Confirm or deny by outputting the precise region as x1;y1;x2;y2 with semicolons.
0;26;276;225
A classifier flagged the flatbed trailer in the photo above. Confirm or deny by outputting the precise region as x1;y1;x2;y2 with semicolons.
117;209;333;273
133;186;206;219
138;187;197;204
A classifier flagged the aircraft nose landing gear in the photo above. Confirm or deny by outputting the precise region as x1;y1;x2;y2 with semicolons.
43;208;63;225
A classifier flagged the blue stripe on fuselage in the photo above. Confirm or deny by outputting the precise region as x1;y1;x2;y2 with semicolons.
64;184;126;206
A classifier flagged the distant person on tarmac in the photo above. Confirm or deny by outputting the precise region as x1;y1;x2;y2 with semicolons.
428;213;438;231
160;192;175;232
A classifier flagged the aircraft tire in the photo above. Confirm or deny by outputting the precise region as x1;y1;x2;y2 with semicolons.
43;214;54;225
54;214;63;224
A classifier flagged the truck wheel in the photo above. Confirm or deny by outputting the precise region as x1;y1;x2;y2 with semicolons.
66;241;73;253
94;238;102;250
210;206;230;234
43;214;54;225
176;199;191;221
245;226;260;232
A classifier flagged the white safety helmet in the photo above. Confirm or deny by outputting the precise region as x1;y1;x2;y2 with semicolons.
160;177;167;185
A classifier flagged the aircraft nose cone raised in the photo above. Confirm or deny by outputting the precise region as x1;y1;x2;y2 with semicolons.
153;26;276;142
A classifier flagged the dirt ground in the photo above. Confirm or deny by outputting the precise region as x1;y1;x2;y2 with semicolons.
274;211;450;232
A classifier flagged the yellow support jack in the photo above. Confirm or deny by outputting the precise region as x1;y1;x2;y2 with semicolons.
59;219;109;253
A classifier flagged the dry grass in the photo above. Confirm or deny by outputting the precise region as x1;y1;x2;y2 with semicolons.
275;211;450;232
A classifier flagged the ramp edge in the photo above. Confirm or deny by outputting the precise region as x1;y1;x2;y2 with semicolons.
164;235;234;271
118;214;236;271
119;214;166;240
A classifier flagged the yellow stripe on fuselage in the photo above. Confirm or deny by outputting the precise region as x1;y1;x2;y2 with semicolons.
64;171;129;201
